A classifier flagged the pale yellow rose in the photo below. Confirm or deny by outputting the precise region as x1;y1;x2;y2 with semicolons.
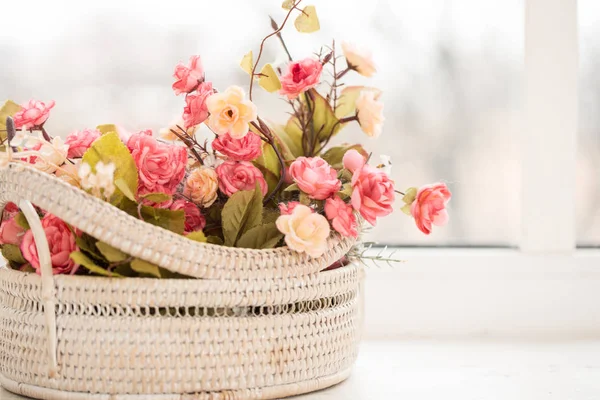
35;137;68;173
341;42;377;77
355;90;384;138
276;204;331;258
184;167;219;208
205;85;257;138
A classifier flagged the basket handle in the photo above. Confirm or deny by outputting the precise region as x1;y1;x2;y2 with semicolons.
18;199;59;378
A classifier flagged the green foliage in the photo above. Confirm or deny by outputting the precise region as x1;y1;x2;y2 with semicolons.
120;198;185;235
206;235;224;245
0;100;22;140
401;187;418;216
284;183;299;192
321;144;368;169
186;231;207;243
253;141;281;197
294;5;320;33
307;89;341;143
280;119;304;158
236;222;283;249
14;212;30;230
96;124;119;135
139;192;172;204
337;182;353;200
335;86;382;119
95;242;128;262
130;258;161;278
70;251;123;277
82;132;138;205
1;244;26;264
240;50;253;75
221;186;263;246
259;64;282;92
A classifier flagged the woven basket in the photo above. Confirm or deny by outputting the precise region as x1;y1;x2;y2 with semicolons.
0;163;364;400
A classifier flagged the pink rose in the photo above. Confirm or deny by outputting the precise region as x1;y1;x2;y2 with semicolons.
65;129;101;158
342;149;366;173
3;203;19;219
170;199;206;233
0;217;26;246
127;133;188;195
279;201;305;215
212;131;262;161
410;183;451;235
216;160;267;197
325;195;358;238
13;99;55;129
289;157;341;200
172;55;205;95
279;58;323;100
351;165;395;226
20;214;79;275
182;82;214;129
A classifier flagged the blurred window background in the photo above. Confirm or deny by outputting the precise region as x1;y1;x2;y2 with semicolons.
2;0;525;246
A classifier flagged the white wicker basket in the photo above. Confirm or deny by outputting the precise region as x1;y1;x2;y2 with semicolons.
0;164;364;399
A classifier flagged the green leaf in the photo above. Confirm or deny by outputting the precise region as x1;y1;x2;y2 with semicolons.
402;187;418;205
221;186;263;246
96;124;119;135
335;86;382;119
95;241;128;262
401;204;412;216
240;50;253;75
258;63;281;92
139;192;172;204
338;168;353;182
280;119;305;158
14;212;30;230
337;182;353;200
70;251;123;277
253;140;281;196
321;143;368;169
186;230;207;243
82;132;138;205
130;258;161;278
294;5;320;33
0;100;22;140
1;244;26;264
284;183;299;192
299;192;311;205
262;209;280;224
74;234;104;263
282;0;294;9
236;222;283;249
120;198;185;235
306;89;342;143
114;178;136;202
206;235;224;245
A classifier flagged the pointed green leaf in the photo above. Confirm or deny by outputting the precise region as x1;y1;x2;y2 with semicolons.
130;258;161;278
236;222;283;249
120;198;185;234
259;63;282;92
280;118;305;157
82;132;138;205
114;178;136;202
206;235;224;245
0;100;22;140
262;209;280;224
186;230;207;243
240;50;254;75
295;5;320;33
402;187;418;205
139;192;172;204
401;204;412;216
14;212;30;230
96;124;119;135
306;89;342;143
1;244;26;264
70;251;123;277
282;0;294;9
221;186;263;246
253;140;282;196
284;183;299;192
337;182;353;200
95;241;128;262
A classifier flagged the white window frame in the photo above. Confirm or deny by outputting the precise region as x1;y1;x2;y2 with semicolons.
364;0;600;340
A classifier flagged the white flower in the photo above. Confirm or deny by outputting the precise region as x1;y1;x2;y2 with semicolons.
379;155;392;175
341;42;377;77
78;161;116;200
34;137;68;173
355;90;384;138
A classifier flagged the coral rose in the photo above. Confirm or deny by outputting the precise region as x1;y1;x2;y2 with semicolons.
216;160;267;197
170;199;206;233
276;204;330;258
410;183;451;235
350;165;395;226
127;133;187;195
289;157;341;200
341;42;377;77
212;131;262;161
0;217;26;246
279;58;323;100
182;82;214;129
13;99;55;129
356;90;384;138
20;214;79;275
65;129;101;158
184;167;219;208
206;86;257;138
172;55;205;95
325;195;358;238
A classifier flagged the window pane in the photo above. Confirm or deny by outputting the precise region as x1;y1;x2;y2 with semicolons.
0;0;522;246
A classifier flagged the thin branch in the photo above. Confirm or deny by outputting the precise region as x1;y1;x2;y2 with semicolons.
169;129;204;165
250;118;287;204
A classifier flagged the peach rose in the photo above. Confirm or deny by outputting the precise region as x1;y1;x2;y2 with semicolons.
212;131;262;161
127;133;187;195
184;167;219;208
279;58;323;100
276;204;330;258
172;55;205;95
182;82;214;129
325;195;358;238
20;214;79;275
410;183;451;235
356;90;384;138
351;165;395;225
289;157;341;200
13;99;55;129
170;199;206;233
216;160;267;197
0;217;26;246
65;129;101;158
206;86;257;138
341;42;377;77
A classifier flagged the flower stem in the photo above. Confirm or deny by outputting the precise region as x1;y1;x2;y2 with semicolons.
251;118;287;204
169;128;204;165
335;67;351;80
40;126;52;142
